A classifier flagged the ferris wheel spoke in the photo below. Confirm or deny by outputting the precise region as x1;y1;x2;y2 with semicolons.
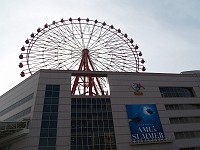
78;21;85;48
59;50;82;67
57;23;83;50
47;26;81;50
89;39;121;54
90;27;114;48
86;24;105;50
100;56;124;71
60;51;81;62
68;21;85;49
40;32;81;63
85;22;96;49
90;54;114;71
69;22;85;48
36;32;65;51
88;28;116;51
59;56;81;70
90;40;125;59
91;48;128;71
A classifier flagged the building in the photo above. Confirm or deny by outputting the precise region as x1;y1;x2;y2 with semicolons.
0;69;200;150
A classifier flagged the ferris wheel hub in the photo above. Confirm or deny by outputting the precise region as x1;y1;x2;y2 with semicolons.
82;49;89;54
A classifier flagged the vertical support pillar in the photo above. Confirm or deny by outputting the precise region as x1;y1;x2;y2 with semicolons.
71;49;105;96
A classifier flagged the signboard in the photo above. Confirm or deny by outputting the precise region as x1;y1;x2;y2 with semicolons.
129;83;145;96
126;104;165;143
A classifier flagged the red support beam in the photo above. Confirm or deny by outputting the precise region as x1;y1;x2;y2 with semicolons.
71;49;105;96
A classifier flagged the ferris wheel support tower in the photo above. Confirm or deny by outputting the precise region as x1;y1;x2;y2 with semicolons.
71;49;105;96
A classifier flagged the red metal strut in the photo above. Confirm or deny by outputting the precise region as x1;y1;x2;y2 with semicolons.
71;49;105;96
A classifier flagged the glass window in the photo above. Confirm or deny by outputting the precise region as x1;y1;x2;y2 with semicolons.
53;85;60;91
44;98;51;104
82;98;86;104
51;98;59;104
40;129;49;137
39;138;48;146
48;138;56;146
39;147;56;150
165;104;200;110
49;129;57;137
70;97;117;150
170;117;200;124
43;105;51;112
49;121;57;128
41;121;49;128
71;146;76;150
159;87;194;97
42;113;57;120
39;85;60;148
50;113;58;120
51;105;58;112
45;91;52;97
175;131;200;139
46;85;53;90
179;147;200;150
52;91;59;98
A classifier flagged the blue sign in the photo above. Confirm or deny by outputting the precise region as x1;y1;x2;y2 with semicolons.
126;104;165;142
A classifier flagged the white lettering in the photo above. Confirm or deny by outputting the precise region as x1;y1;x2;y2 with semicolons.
138;126;157;133
132;134;139;140
136;132;165;140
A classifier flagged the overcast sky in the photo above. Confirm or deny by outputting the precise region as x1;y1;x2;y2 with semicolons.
0;0;200;95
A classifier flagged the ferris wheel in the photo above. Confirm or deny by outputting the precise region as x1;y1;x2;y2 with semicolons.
19;17;145;95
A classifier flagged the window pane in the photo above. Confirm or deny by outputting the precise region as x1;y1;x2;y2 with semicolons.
39;138;48;146
43;105;51;112
166;104;200;110
49;121;57;128
51;105;58;112
44;98;52;104
48;138;56;146
45;91;52;97
53;85;60;91
159;87;194;97
49;129;57;137
41;121;49;128
52;91;59;98
51;98;59;104
40;129;48;137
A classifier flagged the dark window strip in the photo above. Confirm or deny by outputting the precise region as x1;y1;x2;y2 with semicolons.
180;147;200;150
159;87;194;97
0;93;33;116
165;104;200;110
175;131;200;139
39;85;60;148
4;107;31;121
170;117;200;124
70;98;117;150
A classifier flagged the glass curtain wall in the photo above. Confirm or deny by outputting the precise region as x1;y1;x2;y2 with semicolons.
71;97;117;150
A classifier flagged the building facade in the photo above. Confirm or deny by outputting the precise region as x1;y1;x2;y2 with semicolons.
0;69;200;150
